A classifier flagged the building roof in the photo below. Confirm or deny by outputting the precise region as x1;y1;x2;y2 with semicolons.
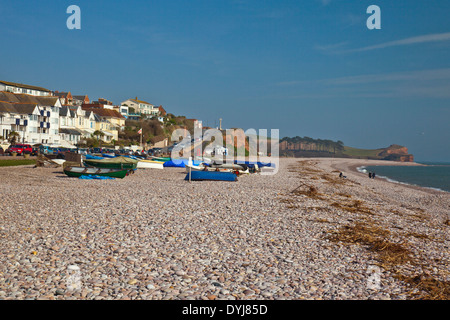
59;106;71;117
60;128;82;135
73;95;88;101
158;105;167;115
0;101;19;113
0;101;37;115
0;80;51;92
53;91;69;98
11;104;39;115
82;107;125;119
0;91;59;106
125;97;153;105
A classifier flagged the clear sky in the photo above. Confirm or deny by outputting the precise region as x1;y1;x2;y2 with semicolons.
1;0;449;161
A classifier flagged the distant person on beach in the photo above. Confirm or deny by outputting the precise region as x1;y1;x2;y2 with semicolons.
339;172;343;178
369;172;372;179
372;172;376;179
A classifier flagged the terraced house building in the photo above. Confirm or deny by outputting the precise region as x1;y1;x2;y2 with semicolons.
82;104;126;142
59;105;96;146
0;92;61;144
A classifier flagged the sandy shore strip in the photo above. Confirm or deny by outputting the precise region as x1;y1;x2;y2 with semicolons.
0;158;448;300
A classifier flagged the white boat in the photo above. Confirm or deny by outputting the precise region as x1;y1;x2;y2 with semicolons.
185;164;211;173
51;159;66;166
137;160;164;169
210;163;246;171
185;164;249;174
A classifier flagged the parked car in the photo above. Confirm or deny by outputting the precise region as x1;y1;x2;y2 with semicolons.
77;148;88;155
39;145;54;155
148;148;163;155
7;144;32;155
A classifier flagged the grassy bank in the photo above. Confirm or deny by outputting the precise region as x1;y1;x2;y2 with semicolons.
342;146;382;158
0;159;36;167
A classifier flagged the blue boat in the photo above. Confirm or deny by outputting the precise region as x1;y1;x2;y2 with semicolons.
185;171;237;181
101;153;117;158
164;158;202;168
85;154;104;160
234;160;276;168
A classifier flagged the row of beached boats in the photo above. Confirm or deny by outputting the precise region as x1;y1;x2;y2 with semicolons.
63;155;169;179
63;153;275;181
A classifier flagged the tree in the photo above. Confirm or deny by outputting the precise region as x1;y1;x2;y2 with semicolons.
93;130;105;147
8;131;20;144
93;130;104;140
337;140;345;152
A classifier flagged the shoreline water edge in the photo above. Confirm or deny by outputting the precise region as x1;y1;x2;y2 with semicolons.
354;162;449;194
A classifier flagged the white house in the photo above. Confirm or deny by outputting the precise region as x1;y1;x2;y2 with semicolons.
121;97;159;117
59;106;96;145
118;105;129;117
0;103;61;145
0;80;52;96
0;92;61;144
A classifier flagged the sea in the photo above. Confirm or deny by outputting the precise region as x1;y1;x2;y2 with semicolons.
357;162;450;193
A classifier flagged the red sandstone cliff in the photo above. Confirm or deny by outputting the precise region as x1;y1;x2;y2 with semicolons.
377;145;414;162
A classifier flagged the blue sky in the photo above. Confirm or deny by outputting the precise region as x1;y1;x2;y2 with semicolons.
1;0;449;161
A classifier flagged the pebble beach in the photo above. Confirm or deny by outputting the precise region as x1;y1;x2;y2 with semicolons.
0;158;448;300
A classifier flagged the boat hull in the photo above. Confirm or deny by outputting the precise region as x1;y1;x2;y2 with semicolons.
51;159;66;166
210;163;246;171
185;171;237;181
150;156;171;162
63;167;128;179
137;160;164;169
185;164;236;173
83;156;138;170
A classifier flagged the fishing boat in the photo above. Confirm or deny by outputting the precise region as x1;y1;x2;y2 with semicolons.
150;156;171;162
185;163;247;174
63;166;128;179
85;154;104;160
163;158;202;168
83;156;138;170
101;153;117;158
210;163;247;171
137;160;164;169
185;170;237;181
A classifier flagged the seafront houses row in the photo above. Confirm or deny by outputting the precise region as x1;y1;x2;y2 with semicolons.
0;80;166;147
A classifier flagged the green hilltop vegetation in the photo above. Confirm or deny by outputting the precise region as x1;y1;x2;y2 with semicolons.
342;146;382;158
